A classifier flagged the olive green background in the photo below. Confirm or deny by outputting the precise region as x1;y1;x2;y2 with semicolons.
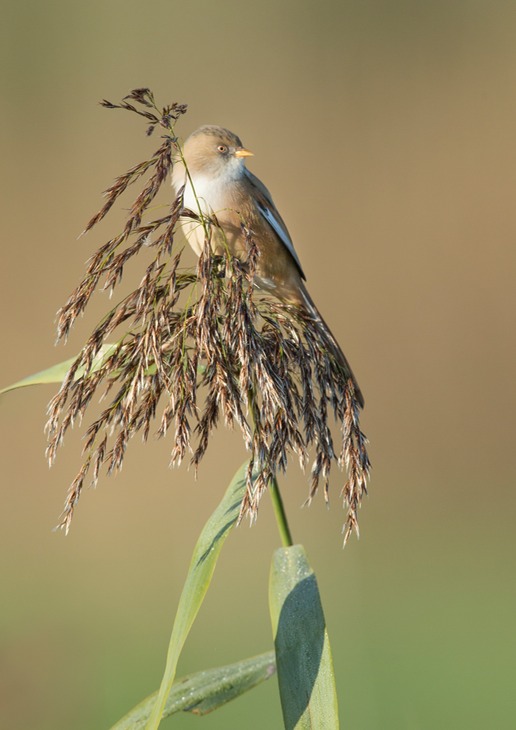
1;1;515;728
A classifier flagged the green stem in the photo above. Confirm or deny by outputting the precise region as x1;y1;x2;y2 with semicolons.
269;476;294;547
246;388;294;547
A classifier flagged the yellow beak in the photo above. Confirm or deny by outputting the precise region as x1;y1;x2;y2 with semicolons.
234;147;254;158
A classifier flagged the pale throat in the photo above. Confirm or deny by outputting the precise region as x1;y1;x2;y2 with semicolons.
183;161;244;216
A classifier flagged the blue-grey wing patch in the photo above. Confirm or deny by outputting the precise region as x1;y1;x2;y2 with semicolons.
245;169;306;280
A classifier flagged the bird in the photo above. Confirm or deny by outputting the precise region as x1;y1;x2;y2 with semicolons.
172;125;364;407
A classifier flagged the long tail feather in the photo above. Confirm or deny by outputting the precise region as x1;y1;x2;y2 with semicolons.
299;283;364;408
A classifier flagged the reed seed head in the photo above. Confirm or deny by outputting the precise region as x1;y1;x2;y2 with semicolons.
47;89;370;541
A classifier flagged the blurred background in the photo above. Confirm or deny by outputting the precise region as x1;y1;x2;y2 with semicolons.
1;1;515;727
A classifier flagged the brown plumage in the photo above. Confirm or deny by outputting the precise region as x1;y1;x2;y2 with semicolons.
172;125;364;407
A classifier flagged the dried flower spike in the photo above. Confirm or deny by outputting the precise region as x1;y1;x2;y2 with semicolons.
47;89;370;538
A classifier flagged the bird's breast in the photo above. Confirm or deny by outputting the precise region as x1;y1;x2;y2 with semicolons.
182;174;240;218
176;172;245;257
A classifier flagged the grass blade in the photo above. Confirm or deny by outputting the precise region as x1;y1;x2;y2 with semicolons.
144;460;253;729
110;651;275;729
269;545;340;729
0;344;117;396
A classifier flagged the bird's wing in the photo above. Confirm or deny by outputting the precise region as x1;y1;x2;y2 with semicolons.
244;169;306;280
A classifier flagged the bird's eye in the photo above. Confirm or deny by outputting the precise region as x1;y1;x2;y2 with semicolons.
217;144;228;154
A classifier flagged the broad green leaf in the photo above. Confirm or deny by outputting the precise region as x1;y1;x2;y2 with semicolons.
269;545;340;729
111;651;275;729
144;461;253;730
0;344;118;396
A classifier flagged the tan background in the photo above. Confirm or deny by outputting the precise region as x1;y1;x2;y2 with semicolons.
1;1;515;728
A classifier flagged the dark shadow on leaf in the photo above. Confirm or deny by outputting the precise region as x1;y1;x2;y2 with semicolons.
275;574;325;729
196;519;237;566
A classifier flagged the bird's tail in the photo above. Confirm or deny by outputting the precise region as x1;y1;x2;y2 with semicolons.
298;283;364;408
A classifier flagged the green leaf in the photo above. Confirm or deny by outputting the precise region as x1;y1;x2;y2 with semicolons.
0;344;118;396
143;461;254;730
110;651;275;729
269;545;340;729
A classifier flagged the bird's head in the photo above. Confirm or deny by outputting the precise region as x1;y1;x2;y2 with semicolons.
182;125;254;181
